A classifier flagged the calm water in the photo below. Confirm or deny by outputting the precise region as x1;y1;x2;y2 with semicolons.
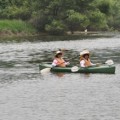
0;34;120;120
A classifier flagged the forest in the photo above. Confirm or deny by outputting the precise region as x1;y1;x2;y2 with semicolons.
0;0;120;35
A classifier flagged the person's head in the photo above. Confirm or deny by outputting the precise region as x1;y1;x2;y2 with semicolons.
83;54;89;59
55;51;63;58
80;49;90;60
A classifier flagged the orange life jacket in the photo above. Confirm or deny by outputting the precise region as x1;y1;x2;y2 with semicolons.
80;57;91;67
55;58;66;67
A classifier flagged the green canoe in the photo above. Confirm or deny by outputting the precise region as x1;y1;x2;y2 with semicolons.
39;63;115;74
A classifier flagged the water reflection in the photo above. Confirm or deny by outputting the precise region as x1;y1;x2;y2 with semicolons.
0;33;114;42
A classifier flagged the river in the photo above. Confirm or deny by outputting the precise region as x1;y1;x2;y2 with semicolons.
0;34;120;120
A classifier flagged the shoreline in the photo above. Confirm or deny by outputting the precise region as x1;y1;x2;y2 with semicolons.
0;30;116;42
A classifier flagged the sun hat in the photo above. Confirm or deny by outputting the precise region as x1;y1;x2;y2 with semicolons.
80;49;90;56
55;50;62;57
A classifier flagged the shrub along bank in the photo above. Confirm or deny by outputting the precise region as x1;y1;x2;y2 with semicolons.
0;20;36;37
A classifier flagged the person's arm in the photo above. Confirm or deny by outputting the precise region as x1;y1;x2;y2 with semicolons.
90;60;96;66
65;61;70;65
91;62;95;66
80;60;85;67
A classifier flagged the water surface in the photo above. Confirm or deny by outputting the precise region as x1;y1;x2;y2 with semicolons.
0;35;120;120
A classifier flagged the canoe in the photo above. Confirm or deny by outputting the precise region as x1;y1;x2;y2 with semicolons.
39;63;115;74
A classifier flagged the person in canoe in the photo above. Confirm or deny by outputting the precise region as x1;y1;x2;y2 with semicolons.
52;50;70;67
80;49;95;67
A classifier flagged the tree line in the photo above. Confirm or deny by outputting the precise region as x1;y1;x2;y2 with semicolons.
0;0;120;35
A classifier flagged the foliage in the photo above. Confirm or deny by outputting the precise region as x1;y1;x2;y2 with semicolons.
45;20;65;35
0;0;32;20
107;0;120;30
65;10;89;33
95;0;112;15
0;20;36;33
30;15;50;31
0;0;120;34
1;6;31;20
88;10;108;30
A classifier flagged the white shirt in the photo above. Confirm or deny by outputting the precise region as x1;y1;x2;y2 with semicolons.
52;59;59;66
80;60;86;67
52;59;69;67
80;60;95;67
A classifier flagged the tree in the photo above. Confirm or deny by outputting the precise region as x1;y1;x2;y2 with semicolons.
95;0;112;15
88;10;108;30
1;0;120;33
65;10;89;34
0;0;32;20
45;20;65;35
107;0;120;30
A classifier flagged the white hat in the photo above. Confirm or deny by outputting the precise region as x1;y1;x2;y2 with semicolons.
80;49;90;56
55;50;62;56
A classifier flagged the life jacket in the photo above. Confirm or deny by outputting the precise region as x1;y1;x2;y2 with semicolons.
80;57;91;67
55;58;66;67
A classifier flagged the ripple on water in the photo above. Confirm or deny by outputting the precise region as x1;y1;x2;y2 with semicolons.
0;36;120;120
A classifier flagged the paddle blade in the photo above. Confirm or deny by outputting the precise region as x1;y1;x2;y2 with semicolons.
40;68;51;74
105;59;114;65
71;66;79;72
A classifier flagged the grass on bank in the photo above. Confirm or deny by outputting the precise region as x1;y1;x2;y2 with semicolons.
0;19;36;35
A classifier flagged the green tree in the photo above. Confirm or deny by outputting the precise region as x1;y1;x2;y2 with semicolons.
88;10;108;30
108;0;120;30
1;0;120;33
45;20;65;35
65;10;89;34
0;0;32;20
94;0;112;15
0;0;9;9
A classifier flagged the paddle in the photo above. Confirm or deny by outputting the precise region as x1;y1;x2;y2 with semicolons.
94;59;114;66
104;59;114;65
40;67;51;74
71;66;79;72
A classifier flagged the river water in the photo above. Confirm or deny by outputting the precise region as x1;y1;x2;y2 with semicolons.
0;34;120;120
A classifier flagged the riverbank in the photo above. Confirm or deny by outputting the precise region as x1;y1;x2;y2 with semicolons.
0;32;116;43
0;20;117;42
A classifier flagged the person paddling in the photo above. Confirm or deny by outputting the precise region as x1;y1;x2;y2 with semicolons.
80;49;95;67
52;50;69;67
